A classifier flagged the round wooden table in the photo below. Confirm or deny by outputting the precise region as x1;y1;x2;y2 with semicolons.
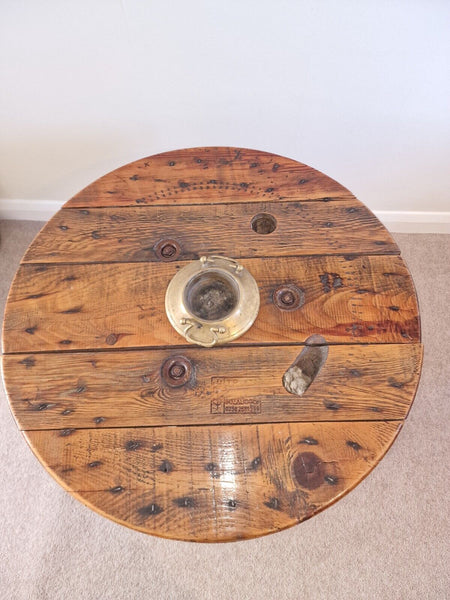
2;147;422;542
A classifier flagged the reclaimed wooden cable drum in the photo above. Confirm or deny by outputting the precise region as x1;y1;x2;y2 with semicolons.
1;147;422;542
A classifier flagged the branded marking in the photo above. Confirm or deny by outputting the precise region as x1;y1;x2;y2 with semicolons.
210;398;261;415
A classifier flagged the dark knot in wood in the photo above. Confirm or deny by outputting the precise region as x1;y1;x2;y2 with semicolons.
292;452;325;490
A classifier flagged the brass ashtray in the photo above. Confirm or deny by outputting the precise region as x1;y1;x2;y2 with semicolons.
165;256;260;347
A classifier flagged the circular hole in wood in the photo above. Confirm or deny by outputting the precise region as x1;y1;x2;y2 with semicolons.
184;270;239;322
251;213;277;235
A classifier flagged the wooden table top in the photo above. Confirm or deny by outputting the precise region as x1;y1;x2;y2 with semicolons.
2;147;422;542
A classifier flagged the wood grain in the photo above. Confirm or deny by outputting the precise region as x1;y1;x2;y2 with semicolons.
2;255;419;353
25;420;402;541
64;147;356;208
1;147;422;542
4;344;422;430
23;201;398;264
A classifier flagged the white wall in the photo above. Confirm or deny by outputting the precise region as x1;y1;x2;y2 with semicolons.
1;1;449;227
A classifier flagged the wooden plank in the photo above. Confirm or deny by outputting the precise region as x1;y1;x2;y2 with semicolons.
4;344;422;430
25;420;402;541
23;200;398;264
2;255;420;352
64;147;356;209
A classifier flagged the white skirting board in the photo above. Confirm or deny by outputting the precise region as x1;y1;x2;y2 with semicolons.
0;200;63;222
0;199;449;234
374;211;450;234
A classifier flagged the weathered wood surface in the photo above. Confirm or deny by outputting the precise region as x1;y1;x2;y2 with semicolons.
3;255;419;353
25;420;401;541
23;200;398;263
5;344;422;430
1;147;422;542
64;147;356;208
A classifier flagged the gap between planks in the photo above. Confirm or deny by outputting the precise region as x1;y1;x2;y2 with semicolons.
2;339;421;356
18;249;401;266
20;419;404;433
62;196;354;210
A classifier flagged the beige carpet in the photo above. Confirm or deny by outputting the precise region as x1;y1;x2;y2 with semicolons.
1;220;448;600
